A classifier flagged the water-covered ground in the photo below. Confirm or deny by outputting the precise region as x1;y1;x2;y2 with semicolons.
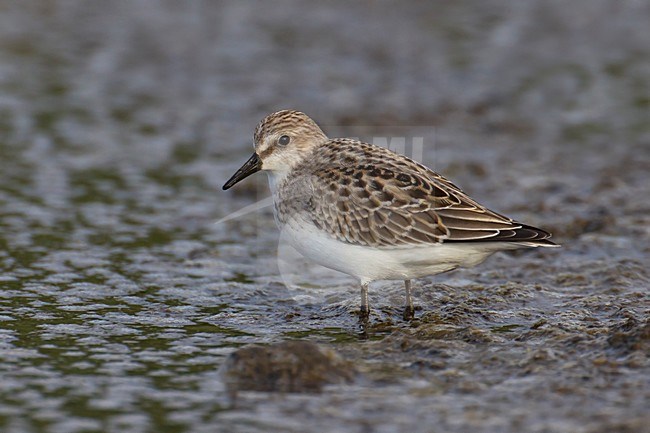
0;1;648;432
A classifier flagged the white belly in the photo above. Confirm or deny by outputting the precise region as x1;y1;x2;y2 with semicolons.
277;217;508;284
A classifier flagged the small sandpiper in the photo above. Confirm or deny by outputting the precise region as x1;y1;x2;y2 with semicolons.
223;110;558;321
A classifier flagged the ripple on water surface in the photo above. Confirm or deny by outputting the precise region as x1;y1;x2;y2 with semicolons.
0;1;649;432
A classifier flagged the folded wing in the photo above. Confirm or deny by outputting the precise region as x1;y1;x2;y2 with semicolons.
301;139;556;248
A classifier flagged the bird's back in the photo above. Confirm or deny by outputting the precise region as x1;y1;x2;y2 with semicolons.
279;138;557;249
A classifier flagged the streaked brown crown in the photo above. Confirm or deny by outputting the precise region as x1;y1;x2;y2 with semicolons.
254;110;328;148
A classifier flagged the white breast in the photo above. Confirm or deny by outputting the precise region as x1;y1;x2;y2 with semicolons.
277;215;507;284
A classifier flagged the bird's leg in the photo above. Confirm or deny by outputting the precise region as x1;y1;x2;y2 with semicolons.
359;282;370;320
403;279;415;321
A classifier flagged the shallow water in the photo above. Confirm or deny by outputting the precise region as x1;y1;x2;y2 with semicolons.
0;1;648;432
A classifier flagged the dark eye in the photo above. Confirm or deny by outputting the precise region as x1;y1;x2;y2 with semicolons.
278;135;290;146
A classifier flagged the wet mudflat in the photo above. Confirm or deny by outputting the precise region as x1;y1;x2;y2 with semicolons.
0;2;648;432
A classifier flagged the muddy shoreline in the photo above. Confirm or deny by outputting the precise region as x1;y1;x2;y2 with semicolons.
0;2;648;432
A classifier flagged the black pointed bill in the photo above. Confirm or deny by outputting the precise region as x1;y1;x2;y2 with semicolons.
222;153;262;190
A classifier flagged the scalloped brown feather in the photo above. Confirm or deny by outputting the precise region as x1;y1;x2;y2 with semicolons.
275;138;556;249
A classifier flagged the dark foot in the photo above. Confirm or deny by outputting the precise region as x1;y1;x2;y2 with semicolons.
402;305;415;321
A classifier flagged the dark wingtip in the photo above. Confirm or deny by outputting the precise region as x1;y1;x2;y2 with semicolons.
505;223;561;247
445;222;560;247
499;223;559;246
